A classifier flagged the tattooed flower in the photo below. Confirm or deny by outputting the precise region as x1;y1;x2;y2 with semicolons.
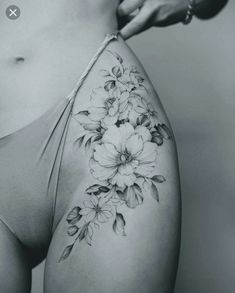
115;68;136;92
59;52;172;261
88;87;119;127
128;65;144;86
74;112;101;132
133;97;159;128
79;195;113;223
90;123;158;188
104;54;146;95
118;92;143;125
73;112;104;147
113;90;143;125
111;90;154;128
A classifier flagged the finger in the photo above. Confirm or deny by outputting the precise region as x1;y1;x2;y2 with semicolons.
118;0;145;17
120;6;151;40
118;14;135;30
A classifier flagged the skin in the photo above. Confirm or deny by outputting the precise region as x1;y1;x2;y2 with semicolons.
0;1;180;292
118;0;229;39
44;37;181;293
0;0;226;292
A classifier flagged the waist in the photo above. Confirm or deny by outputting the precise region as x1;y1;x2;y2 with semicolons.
0;30;125;136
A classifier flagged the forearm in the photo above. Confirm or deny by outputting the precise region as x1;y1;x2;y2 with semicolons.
195;0;229;19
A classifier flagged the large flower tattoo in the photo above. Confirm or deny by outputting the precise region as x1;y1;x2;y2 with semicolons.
60;51;172;261
90;123;158;188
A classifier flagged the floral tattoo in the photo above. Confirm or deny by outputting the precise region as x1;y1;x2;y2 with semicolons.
59;51;172;261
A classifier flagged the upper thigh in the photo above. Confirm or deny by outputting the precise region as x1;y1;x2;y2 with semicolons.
45;36;181;293
45;168;180;293
0;221;31;293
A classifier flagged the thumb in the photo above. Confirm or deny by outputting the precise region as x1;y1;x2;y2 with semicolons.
120;5;152;40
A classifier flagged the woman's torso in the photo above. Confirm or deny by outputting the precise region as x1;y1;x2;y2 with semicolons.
0;0;119;137
0;0;121;260
0;0;175;267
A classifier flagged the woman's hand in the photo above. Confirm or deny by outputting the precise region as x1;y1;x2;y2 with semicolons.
118;0;229;39
118;0;189;39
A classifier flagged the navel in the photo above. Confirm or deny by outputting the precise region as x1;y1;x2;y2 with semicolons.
14;56;25;63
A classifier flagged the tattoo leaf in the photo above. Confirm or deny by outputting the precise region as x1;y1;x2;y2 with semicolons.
115;53;123;64
78;133;96;149
151;175;166;184
67;225;79;237
86;184;110;196
136;76;144;83
100;69;112;77
112;66;122;78
113;213;126;236
136;115;151;127
151;182;159;202
75;110;89;116
104;80;116;91
156;124;172;139
108;51;123;64
85;137;92;150
59;244;74;262
74;135;85;147
119;184;143;209
66;207;82;225
130;65;139;74
151;131;163;146
93;134;103;142
77;223;90;242
85;225;94;246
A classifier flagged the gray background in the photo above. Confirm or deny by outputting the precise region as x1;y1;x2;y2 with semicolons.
32;2;235;292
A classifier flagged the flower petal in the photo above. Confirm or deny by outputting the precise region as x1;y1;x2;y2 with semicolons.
137;142;158;164
135;126;152;142
90;87;108;107
93;144;118;167
90;159;117;181
85;210;97;222
88;107;106;121
119;91;130;103
101;204;113;212
135;162;157;177
102;210;113;218
79;207;93;216
75;114;100;130
127;108;139;126
102;123;134;151
125;134;144;157
110;172;136;188
118;164;134;176
102;115;118;127
108;99;119;115
84;195;98;208
97;211;109;223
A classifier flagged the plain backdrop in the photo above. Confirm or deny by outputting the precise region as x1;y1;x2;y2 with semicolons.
32;2;235;292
